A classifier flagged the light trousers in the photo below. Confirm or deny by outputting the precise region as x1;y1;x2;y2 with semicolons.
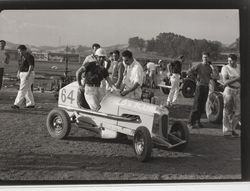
222;87;240;133
14;71;35;107
84;85;103;111
167;73;180;104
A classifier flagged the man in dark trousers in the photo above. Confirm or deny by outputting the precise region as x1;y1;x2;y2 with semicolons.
187;51;219;129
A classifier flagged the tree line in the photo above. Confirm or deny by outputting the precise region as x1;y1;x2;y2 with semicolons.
128;32;239;61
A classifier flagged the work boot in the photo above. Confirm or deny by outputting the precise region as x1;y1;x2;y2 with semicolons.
232;131;240;137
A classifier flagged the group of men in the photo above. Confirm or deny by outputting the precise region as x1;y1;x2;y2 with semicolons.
144;51;240;138
76;43;144;111
0;40;240;138
186;51;240;138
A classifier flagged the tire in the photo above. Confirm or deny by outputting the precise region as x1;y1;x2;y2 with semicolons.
159;78;171;95
169;121;189;151
206;92;223;124
160;86;170;95
133;126;152;162
182;79;196;98
46;108;71;139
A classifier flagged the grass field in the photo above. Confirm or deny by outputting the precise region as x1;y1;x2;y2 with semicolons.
3;60;81;90
4;60;81;78
3;59;191;91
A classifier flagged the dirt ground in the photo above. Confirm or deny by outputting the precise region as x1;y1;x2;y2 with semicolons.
0;87;241;181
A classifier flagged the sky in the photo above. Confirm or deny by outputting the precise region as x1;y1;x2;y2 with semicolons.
0;10;239;47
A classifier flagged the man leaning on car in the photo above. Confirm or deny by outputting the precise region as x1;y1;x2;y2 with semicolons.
120;50;144;100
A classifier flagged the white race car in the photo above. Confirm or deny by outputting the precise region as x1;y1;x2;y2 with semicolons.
46;82;189;162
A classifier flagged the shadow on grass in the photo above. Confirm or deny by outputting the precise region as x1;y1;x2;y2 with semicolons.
65;135;132;145
0;108;51;116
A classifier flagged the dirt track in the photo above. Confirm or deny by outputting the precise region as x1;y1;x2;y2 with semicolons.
0;89;241;181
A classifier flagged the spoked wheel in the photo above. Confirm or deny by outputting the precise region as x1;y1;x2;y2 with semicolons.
206;92;223;124
133;126;152;162
46;108;71;139
168;121;189;151
182;79;196;98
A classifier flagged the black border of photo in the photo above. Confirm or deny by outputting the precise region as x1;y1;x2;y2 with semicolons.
0;0;249;185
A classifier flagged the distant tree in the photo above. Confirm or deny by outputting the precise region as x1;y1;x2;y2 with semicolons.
128;32;224;61
236;38;239;50
65;46;71;53
71;48;76;54
76;45;89;53
146;38;156;51
128;37;145;50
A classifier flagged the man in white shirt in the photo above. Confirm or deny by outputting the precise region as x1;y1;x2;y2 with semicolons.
0;40;9;91
221;54;240;137
120;50;144;100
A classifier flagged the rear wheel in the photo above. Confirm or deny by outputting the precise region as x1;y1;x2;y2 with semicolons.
206;92;223;124
182;79;196;98
46;108;71;139
133;126;152;162
168;121;189;151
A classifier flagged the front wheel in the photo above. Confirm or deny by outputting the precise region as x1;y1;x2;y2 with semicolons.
133;126;152;162
46;108;71;139
168;121;189;151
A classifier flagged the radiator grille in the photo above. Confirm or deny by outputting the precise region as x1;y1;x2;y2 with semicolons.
161;114;168;138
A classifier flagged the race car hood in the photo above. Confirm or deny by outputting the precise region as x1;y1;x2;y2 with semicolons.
99;92;167;116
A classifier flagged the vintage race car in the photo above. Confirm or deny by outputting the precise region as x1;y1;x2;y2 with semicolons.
46;82;189;162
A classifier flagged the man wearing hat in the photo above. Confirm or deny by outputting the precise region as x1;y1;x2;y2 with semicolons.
76;48;116;111
0;40;9;93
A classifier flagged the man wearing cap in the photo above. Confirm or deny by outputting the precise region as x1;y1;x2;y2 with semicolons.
75;43;100;108
11;45;35;109
0;40;10;93
76;43;101;85
120;50;144;100
165;55;184;107
76;48;116;111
